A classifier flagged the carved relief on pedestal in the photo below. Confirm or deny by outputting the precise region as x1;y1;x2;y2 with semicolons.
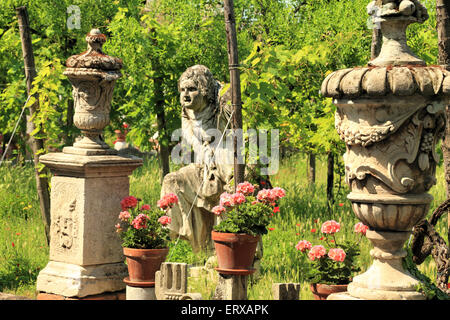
335;99;446;196
49;180;81;262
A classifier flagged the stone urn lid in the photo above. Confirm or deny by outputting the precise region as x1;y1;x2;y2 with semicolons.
320;0;450;99
321;65;450;99
64;28;122;80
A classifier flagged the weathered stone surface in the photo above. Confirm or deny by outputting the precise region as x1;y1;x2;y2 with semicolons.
161;65;234;253
322;0;447;300
321;66;450;98
155;262;202;300
126;286;156;300
213;274;248;300
36;261;127;298
272;283;300;300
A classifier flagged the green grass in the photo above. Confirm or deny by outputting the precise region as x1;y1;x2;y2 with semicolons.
0;153;448;299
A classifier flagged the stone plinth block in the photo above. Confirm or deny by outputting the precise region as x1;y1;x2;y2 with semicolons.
213;274;248;300
36;152;142;297
272;283;300;300
36;261;127;298
155;262;202;300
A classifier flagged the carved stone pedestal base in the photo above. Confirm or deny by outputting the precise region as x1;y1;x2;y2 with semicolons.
36;261;127;298
347;230;425;300
36;152;142;298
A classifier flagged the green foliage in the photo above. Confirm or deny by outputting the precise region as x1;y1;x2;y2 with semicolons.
213;196;274;236
295;221;366;285
402;246;449;300
303;240;361;285
116;197;171;249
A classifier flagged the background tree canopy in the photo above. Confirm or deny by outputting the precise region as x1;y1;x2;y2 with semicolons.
0;0;439;164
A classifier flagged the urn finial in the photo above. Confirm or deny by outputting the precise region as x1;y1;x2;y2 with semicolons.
368;0;429;66
63;28;122;155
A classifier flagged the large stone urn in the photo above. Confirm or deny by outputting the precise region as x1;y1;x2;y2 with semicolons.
321;0;449;300
36;29;142;299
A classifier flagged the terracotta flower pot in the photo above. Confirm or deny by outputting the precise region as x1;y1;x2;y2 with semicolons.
123;247;169;286
310;283;348;300
211;231;260;275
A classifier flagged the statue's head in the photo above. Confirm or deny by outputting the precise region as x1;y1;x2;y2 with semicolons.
178;65;218;113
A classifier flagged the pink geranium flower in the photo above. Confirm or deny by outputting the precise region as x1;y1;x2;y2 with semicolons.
308;245;327;261
295;240;312;252
321;220;341;234
354;222;369;235
231;192;246;205
158;215;172;226
119;210;131;221
236;181;255;195
141;204;151;211
212;205;226;216
131;214;149;230
328;248;346;262
158;193;179;210
220;192;235;207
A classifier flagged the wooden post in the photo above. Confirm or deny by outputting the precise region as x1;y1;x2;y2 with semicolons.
223;0;245;188
16;6;51;245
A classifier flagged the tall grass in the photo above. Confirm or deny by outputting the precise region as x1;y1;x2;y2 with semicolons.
0;153;447;299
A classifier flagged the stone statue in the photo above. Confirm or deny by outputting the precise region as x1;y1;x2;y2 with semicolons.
161;65;234;253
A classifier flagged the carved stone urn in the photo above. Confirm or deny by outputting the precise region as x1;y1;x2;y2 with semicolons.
63;28;123;155
321;0;449;300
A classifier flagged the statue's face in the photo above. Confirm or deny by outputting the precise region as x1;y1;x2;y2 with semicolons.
180;79;207;112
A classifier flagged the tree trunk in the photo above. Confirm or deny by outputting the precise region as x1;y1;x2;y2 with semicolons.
326;152;334;207
145;1;170;184
16;6;51;245
224;0;245;187
307;152;316;185
436;0;450;244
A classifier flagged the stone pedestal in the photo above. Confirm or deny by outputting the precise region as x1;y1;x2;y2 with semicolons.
347;230;425;300
36;152;142;298
321;0;449;300
213;274;248;300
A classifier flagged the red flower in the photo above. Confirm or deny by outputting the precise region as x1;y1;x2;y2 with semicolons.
131;214;149;230
338;203;344;207
296;223;301;227
268;227;275;231
311;228;316;233
319;236;325;241
121;196;138;210
123;122;129;129
273;206;280;213
296;233;300;236
11;242;15;247
447;283;450;289
141;204;151;211
16;233;21;236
